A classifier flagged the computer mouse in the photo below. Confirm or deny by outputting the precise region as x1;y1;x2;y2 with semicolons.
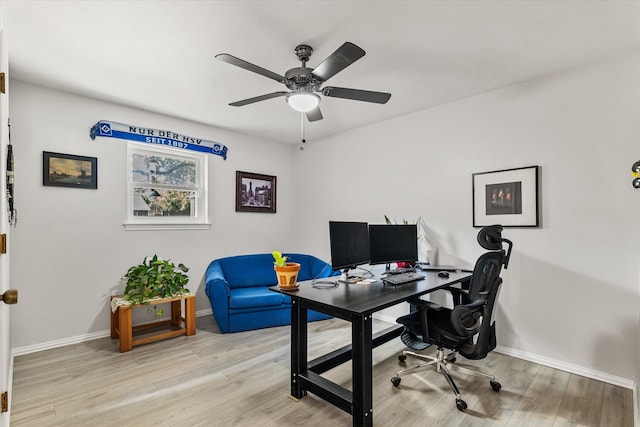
438;271;450;278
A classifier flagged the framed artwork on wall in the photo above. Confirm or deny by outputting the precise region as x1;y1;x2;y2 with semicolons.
43;151;98;189
472;165;539;227
235;171;276;213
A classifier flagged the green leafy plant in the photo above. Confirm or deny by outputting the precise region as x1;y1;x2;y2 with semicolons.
384;215;411;225
272;250;288;267
123;255;190;316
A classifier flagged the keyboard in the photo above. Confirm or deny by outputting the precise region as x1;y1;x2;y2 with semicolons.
382;272;425;285
386;268;416;275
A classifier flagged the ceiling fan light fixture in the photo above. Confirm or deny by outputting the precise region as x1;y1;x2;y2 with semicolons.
286;92;320;113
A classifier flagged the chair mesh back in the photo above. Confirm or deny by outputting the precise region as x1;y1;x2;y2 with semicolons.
467;251;504;300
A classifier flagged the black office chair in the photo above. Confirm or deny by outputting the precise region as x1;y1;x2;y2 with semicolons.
390;225;512;411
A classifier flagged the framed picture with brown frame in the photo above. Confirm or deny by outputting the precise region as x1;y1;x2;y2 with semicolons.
43;151;98;189
235;171;276;213
472;165;539;227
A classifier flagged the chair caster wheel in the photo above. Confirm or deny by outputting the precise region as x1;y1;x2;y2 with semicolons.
456;399;467;411
490;380;502;392
398;354;407;362
391;377;401;387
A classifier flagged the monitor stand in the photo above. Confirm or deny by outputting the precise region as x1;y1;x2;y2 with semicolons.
338;267;363;284
383;263;400;275
383;263;414;275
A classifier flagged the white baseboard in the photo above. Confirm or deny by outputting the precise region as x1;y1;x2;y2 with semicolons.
371;313;636;391
12;309;215;357
12;330;111;357
495;345;635;390
633;382;639;427
374;313;398;324
196;308;212;317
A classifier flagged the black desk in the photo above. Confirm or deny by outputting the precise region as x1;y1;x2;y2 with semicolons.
272;270;472;427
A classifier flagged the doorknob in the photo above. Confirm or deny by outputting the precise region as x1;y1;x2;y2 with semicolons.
1;289;17;305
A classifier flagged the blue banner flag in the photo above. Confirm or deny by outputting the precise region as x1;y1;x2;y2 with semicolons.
90;120;228;160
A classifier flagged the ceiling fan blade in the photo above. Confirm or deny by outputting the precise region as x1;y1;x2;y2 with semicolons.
229;92;288;107
322;86;391;104
306;107;323;122
216;53;286;83
311;42;365;82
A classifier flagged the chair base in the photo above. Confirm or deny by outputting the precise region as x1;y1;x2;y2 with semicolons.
390;346;501;411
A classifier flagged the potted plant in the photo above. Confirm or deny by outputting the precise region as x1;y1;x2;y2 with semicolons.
122;255;190;316
272;251;301;289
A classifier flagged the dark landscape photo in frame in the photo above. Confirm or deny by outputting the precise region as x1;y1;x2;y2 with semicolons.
485;181;522;215
43;151;97;189
236;171;276;213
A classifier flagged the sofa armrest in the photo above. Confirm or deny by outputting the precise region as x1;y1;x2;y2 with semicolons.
205;260;232;333
285;253;341;281
205;261;230;296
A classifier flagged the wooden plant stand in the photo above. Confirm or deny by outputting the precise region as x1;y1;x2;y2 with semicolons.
110;294;196;353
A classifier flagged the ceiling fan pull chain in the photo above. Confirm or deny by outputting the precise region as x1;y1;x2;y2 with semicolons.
300;113;307;149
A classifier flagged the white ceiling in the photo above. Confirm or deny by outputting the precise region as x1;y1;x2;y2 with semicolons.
3;1;640;144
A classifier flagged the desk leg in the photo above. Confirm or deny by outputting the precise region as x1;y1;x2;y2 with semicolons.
352;313;373;427
291;299;307;399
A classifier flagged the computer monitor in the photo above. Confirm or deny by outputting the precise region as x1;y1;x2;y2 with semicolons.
328;221;370;274
368;224;418;271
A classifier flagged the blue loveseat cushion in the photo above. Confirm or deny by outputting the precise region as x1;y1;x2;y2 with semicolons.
229;287;286;309
218;255;278;288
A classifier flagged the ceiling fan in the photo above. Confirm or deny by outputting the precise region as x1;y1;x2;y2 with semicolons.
215;42;391;122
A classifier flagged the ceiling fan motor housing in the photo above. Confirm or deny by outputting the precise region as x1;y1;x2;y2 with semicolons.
284;67;321;92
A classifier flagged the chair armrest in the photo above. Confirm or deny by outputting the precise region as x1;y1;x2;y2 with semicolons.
448;287;471;306
405;298;444;342
407;297;444;311
450;299;485;337
437;275;472;306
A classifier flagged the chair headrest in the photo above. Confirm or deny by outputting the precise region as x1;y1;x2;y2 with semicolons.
477;225;504;250
477;225;513;269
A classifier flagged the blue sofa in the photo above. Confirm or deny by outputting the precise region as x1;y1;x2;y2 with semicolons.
205;253;340;333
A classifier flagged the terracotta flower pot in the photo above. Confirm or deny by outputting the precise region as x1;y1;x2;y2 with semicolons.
274;262;301;289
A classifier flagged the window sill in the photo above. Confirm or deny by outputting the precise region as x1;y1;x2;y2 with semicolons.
123;222;211;231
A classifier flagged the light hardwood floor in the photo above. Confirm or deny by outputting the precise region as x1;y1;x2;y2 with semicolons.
11;316;634;426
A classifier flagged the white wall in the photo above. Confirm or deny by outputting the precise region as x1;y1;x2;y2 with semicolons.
9;81;297;349
292;52;640;384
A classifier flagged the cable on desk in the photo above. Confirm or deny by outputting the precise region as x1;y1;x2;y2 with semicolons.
311;280;338;288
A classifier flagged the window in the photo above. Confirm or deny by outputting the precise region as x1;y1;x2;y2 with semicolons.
125;142;209;230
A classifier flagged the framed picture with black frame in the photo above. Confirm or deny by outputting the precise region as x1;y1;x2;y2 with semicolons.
43;151;97;189
472;165;539;227
235;171;276;213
